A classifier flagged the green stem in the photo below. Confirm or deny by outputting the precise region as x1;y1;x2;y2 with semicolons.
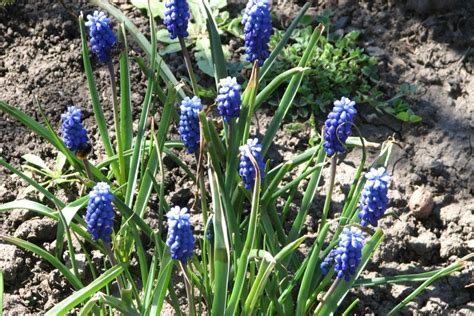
107;61;126;189
313;278;341;315
104;242;125;296
181;262;196;316
179;37;199;95
82;159;95;182
320;155;337;229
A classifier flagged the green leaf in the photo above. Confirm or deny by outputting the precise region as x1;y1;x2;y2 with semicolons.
22;153;51;172
61;196;88;226
130;0;165;18
45;265;124;316
119;23;133;175
148;253;174;315
195;38;215;77
203;0;228;85
0;235;84;290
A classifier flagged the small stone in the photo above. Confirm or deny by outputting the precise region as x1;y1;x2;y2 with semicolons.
409;187;434;219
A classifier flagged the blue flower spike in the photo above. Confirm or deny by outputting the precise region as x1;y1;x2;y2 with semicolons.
323;97;357;156
164;0;190;39
85;11;117;63
61;106;89;154
166;206;195;263
321;227;364;281
217;77;242;122
239;138;266;190
85;182;115;243
242;0;272;66
359;167;391;227
179;96;202;154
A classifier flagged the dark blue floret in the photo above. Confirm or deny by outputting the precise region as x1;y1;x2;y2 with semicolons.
61;106;89;152
320;249;336;275
359;167;390;227
323;97;357;156
164;0;190;39
178;96;202;154
239;138;266;190
85;11;116;63
242;0;272;66
217;77;241;122
166;206;195;263
85;182;115;242
334;227;364;281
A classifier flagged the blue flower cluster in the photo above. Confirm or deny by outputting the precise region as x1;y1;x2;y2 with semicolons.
323;97;357;156
61;106;89;152
85;11;116;63
217;77;241;122
164;0;190;39
85;182;115;242
359;167;391;227
242;0;272;66
166;206;195;263
179;96;202;154
239;138;266;190
321;227;364;281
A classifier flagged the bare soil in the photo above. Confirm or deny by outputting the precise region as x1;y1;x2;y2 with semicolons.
0;0;473;315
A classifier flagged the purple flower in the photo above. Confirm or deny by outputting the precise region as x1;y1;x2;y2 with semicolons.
239;138;266;190
85;11;116;62
359;167;390;227
217;77;241;122
85;182;115;242
61;106;89;152
164;0;190;39
178;96;202;154
166;206;195;263
242;0;272;66
323;97;357;156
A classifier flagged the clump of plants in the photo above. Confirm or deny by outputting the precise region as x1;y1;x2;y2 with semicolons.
266;11;421;122
0;1;470;315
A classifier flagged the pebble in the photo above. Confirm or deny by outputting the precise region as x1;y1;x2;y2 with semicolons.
409;186;434;219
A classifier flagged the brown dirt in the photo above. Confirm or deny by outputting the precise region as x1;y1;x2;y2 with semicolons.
0;0;473;315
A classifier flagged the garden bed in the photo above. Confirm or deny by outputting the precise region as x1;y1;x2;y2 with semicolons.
0;0;473;315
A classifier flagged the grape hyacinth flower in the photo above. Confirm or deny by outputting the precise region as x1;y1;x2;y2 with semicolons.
85;182;115;242
166;206;195;263
359;167;391;227
239;138;266;190
320;249;336;275
85;11;116;63
164;0;190;39
323;97;357;156
335;227;364;281
179;96;202;154
216;77;241;122
61;106;89;152
242;0;272;66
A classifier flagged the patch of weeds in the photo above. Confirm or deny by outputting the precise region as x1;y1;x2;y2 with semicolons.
265;11;420;122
